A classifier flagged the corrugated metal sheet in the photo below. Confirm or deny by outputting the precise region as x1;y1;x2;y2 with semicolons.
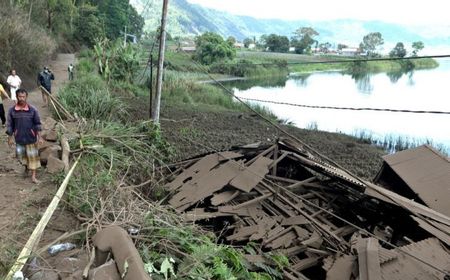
381;145;450;216
380;238;450;280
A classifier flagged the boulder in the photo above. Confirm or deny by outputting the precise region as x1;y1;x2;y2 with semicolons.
42;129;58;142
88;260;121;280
40;145;62;164
42;117;57;130
47;155;65;174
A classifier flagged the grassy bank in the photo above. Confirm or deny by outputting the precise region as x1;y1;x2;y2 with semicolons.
53;55;286;279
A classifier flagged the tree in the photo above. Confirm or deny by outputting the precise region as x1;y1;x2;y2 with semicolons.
226;36;236;46
291;27;319;54
337;43;348;50
319;42;332;53
243;37;253;48
74;4;105;46
257;34;268;49
360;32;384;57
194;32;236;65
411;41;424;57
265;34;289;53
92;0;143;41
389;42;407;58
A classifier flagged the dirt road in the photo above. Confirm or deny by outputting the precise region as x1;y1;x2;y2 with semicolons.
0;54;75;274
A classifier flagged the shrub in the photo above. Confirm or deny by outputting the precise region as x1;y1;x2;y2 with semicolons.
0;6;56;76
58;75;126;121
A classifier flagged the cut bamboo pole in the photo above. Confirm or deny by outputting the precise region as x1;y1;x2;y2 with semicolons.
6;155;81;279
39;86;75;120
61;135;70;173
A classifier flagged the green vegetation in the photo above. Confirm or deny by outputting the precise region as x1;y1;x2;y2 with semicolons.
359;32;384;57
140;211;283;279
194;32;236;64
0;0;143;79
291;27;319;54
0;3;56;74
352;129;449;156
52;43;284;280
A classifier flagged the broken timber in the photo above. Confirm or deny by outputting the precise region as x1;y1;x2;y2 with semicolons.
162;139;450;279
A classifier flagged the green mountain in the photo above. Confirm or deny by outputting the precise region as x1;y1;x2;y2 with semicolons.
130;0;450;50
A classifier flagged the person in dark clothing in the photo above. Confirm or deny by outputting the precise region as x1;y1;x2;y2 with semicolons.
37;66;55;107
6;88;43;184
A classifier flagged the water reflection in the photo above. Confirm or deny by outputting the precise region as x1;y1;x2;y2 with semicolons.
386;68;415;84
350;72;374;94
290;73;311;87
231;58;450;152
225;75;287;91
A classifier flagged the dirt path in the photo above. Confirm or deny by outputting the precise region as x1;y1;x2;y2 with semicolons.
0;54;75;274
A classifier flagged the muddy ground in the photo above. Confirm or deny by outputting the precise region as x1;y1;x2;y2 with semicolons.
129;101;385;180
0;54;79;276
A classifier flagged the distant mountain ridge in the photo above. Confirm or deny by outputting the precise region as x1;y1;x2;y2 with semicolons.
130;0;450;52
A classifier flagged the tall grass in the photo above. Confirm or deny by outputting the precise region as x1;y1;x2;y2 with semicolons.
352;129;449;155
58;74;127;121
161;70;277;119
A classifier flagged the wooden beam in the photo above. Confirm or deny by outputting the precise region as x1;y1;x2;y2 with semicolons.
6;156;81;279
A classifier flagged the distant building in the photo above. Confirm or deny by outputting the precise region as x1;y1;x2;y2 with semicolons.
289;47;296;52
340;47;359;56
248;43;256;49
180;46;196;52
234;42;244;49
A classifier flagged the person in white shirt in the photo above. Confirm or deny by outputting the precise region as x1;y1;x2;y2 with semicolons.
6;69;22;102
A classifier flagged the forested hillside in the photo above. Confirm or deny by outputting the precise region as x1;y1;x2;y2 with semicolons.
0;0;143;82
131;0;450;49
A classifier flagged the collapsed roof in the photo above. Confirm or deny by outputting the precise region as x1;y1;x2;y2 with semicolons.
163;139;450;279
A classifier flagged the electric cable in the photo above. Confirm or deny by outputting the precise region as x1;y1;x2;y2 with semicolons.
237;97;450;115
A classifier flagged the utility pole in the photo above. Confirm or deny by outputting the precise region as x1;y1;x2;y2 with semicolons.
149;54;153;118
124;25;127;47
151;0;169;124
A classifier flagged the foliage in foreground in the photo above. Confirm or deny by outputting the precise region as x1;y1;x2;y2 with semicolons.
140;210;286;280
52;56;287;279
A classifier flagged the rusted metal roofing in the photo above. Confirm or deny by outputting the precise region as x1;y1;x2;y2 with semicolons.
381;145;450;216
380;238;450;280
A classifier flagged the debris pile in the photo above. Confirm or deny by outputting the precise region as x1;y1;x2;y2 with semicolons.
164;139;450;279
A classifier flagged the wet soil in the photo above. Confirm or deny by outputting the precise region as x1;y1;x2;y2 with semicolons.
127;101;385;180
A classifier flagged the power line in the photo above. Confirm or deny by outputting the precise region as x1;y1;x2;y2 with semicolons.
166;48;450;276
237;97;450;115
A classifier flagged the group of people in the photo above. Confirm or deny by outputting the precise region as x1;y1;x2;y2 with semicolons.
1;64;74;184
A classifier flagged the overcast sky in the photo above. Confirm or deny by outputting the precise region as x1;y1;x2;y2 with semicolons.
186;0;449;26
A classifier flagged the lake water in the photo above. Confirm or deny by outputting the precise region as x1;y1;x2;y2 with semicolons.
230;59;450;153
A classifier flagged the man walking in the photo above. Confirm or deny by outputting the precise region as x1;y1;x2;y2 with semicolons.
7;69;22;102
37;66;55;106
6;88;43;184
68;63;74;80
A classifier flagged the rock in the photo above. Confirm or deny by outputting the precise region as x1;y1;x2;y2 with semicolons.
42;117;57;130
88;260;121;280
47;155;65;174
38;140;55;152
29;271;59;280
40;145;62;164
42;130;58;142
